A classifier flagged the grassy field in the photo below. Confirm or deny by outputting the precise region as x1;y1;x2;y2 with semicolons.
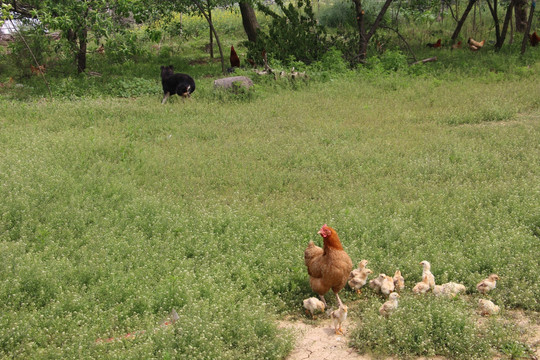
1;69;539;358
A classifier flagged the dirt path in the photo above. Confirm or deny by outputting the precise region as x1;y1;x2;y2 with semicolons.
279;317;367;360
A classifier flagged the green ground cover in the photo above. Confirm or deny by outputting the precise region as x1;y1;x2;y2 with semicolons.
1;71;539;358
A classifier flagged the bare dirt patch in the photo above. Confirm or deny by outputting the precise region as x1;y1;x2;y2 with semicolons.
279;317;366;360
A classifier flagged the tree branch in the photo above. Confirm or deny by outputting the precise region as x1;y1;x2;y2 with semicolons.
451;0;478;42
9;18;52;99
367;0;394;39
380;25;417;62
191;0;225;73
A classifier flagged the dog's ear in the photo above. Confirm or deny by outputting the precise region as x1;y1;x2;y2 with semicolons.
169;65;174;70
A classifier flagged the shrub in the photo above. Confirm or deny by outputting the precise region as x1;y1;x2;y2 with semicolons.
105;31;148;63
7;28;51;77
310;47;350;75
379;49;409;72
248;0;330;66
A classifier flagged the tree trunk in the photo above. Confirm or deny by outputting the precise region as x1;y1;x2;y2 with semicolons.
352;0;367;60
77;28;87;73
451;0;478;42
473;2;477;32
437;0;445;21
367;0;394;39
510;13;514;44
239;1;259;42
192;0;226;73
496;0;515;49
514;0;528;31
352;0;393;62
208;0;213;58
521;0;536;54
486;0;501;45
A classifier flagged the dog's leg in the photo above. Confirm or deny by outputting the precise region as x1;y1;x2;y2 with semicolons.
161;92;170;104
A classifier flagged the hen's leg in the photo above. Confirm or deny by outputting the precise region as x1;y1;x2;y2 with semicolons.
319;295;327;309
335;293;344;307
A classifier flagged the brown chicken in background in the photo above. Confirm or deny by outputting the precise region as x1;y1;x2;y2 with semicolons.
304;225;353;307
530;32;540;46
468;37;485;51
230;45;240;68
426;39;442;48
30;64;46;75
451;41;462;50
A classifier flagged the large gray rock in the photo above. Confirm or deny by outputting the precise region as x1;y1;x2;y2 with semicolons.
214;76;253;90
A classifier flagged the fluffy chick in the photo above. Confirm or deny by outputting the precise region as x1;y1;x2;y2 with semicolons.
433;282;467;297
433;285;444;296
380;275;395;297
303;297;325;319
477;274;499;295
443;282;466;296
478;299;500;316
420;261;435;289
349;260;369;280
331;304;348;335
393;270;405;292
369;273;386;293
379;292;400;317
348;265;372;294
413;275;430;294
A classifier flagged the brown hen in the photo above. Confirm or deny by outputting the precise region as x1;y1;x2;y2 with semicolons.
304;224;353;307
230;45;240;68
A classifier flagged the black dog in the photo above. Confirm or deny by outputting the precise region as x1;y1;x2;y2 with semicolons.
160;65;196;104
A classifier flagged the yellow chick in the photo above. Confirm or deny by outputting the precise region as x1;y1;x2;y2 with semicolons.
477;274;499;295
413;275;430;294
349;260;369;279
433;282;467;297
331;304;348;335
420;260;436;289
443;282;466;296
348;268;373;294
303;297;325;319
380;275;395;297
393;270;405;292
369;273;386;293
379;292;400;317
478;299;500;316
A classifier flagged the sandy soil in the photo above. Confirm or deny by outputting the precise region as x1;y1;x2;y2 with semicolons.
279;317;366;360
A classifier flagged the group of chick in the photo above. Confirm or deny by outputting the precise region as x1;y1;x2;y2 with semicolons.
304;259;501;334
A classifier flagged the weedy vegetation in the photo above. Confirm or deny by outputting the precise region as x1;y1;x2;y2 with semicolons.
1;4;540;360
